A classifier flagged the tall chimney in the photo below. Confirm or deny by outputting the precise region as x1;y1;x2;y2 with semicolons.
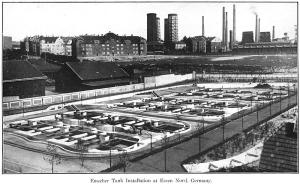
202;16;205;36
229;30;233;50
272;26;275;40
258;18;261;42
233;4;236;43
222;7;225;45
225;12;228;49
255;15;258;42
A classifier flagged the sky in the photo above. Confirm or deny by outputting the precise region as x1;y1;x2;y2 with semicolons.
3;1;298;42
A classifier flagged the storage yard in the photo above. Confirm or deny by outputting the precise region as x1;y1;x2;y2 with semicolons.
3;81;297;173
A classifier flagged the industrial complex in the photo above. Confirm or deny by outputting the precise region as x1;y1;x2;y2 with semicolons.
2;2;298;175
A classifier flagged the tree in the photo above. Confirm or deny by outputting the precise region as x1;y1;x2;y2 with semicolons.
43;143;62;173
76;139;87;167
119;150;129;173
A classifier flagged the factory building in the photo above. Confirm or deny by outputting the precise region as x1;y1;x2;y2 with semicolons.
55;61;131;92
259;32;271;43
3;60;47;98
184;36;222;54
242;31;254;44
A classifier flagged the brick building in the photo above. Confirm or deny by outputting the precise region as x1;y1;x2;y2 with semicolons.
73;32;147;57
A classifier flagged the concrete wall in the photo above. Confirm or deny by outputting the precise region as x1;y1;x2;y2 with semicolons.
3;72;194;111
197;73;297;80
3;83;144;111
144;73;193;88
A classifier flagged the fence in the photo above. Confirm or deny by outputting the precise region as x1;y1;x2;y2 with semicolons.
3;72;195;111
196;73;297;82
3;83;144;111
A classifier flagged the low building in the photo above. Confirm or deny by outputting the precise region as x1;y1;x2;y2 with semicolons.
190;36;207;53
55;61;131;92
12;41;21;50
259;122;297;172
147;41;164;53
28;59;62;79
174;42;186;50
207;37;222;53
3;60;47;98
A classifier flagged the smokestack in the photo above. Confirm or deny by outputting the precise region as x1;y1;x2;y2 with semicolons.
255;15;258;42
272;26;275;40
222;7;225;45
202;16;205;36
225;12;228;49
233;4;236;43
258;18;260;42
229;30;233;50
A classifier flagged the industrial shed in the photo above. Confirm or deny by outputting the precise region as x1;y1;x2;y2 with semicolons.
3;60;47;98
55;61;131;92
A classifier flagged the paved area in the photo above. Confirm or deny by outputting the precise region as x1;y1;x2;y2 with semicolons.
113;95;296;172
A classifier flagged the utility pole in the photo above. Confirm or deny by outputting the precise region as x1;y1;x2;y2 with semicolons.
109;144;112;169
222;115;226;142
161;133;169;172
279;87;282;112
145;132;153;152
288;83;290;108
256;103;259;124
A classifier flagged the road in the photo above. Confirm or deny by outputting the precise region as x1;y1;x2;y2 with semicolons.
113;94;297;172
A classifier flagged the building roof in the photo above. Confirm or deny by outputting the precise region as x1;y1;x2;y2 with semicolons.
82;78;131;87
259;122;298;172
28;59;62;73
66;61;129;81
40;36;59;43
3;60;47;82
79;32;146;44
190;36;207;42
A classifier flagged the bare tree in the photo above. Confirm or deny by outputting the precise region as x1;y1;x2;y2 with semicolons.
161;133;170;172
43;143;62;173
119;150;129;173
76;139;87;167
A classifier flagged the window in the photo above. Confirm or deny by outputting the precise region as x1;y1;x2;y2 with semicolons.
94;40;100;44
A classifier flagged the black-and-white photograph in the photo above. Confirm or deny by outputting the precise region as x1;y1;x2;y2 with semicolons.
1;0;298;179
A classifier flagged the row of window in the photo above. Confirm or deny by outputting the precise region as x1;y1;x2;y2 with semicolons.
81;46;139;51
82;50;141;56
82;44;140;47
